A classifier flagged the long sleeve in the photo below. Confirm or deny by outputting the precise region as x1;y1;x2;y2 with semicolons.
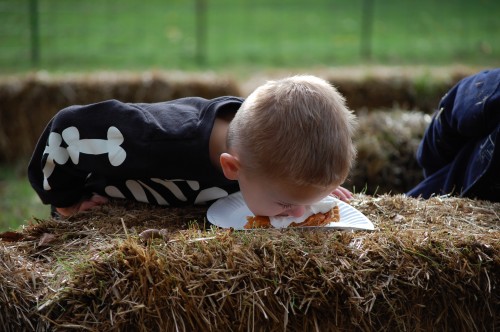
417;69;500;177
408;69;500;200
28;97;243;207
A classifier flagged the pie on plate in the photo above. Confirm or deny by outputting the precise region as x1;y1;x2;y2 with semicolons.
206;192;374;231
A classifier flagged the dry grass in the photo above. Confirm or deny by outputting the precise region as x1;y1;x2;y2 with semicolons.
1;195;498;331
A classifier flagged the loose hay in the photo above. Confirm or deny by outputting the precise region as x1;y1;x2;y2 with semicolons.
1;195;498;331
346;110;431;195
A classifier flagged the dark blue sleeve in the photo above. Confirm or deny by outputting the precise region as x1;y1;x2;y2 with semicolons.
408;69;500;200
416;69;500;177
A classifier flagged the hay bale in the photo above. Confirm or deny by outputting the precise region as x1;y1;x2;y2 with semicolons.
0;71;241;163
346;109;431;195
239;65;480;111
330;72;454;112
0;195;498;331
0;249;40;330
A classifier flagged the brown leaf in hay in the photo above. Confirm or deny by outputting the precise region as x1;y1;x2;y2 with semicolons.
0;231;24;242
139;228;169;243
38;233;57;247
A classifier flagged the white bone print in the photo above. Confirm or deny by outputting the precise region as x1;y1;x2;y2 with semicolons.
104;180;228;205
42;132;70;190
194;187;228;204
151;178;188;202
62;126;126;166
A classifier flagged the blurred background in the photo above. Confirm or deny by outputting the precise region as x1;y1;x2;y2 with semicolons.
1;0;499;230
1;0;499;72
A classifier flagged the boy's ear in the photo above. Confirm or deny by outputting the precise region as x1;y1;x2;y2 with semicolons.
220;153;240;180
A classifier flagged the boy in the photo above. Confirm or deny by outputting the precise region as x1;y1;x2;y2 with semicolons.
28;75;357;217
407;69;499;202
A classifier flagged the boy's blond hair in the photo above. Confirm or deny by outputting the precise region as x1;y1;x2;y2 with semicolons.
227;75;357;188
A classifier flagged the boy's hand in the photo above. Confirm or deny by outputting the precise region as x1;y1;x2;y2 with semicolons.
55;194;108;217
330;186;352;202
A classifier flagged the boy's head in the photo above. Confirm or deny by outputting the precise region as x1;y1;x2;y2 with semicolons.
222;75;357;216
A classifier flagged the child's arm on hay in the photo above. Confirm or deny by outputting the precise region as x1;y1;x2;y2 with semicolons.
28;97;243;212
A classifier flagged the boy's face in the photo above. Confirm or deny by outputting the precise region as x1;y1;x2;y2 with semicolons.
219;152;336;217
238;171;336;217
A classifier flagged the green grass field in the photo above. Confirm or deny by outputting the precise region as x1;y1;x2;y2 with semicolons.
0;164;49;231
0;0;499;72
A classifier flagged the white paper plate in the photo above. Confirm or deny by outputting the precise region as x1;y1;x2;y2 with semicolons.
207;192;374;231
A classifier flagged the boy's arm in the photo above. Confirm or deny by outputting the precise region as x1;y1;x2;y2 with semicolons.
28;99;150;208
28;96;243;210
28;117;91;208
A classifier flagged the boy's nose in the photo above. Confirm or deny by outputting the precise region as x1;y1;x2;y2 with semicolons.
286;205;306;218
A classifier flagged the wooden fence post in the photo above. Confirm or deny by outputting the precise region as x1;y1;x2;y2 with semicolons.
360;0;374;60
29;0;40;67
196;0;207;65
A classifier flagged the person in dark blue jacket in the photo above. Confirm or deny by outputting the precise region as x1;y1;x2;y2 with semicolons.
407;69;500;202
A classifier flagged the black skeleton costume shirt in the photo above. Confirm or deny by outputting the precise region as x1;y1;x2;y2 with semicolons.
28;96;244;208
